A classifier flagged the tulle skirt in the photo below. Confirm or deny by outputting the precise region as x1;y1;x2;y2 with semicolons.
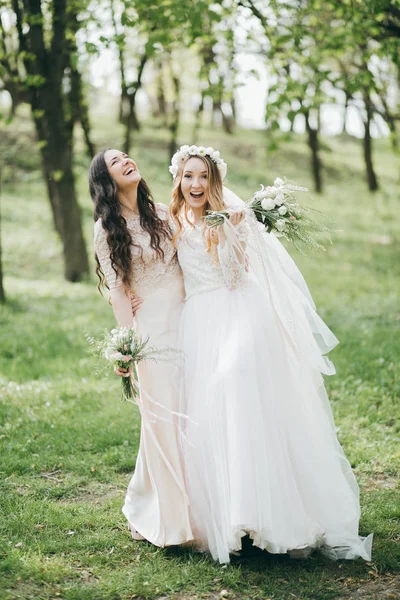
178;279;372;564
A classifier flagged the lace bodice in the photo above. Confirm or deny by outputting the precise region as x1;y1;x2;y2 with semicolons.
177;221;248;299
94;204;181;295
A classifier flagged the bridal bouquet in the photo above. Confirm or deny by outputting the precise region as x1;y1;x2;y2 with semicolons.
205;177;331;252
88;327;175;401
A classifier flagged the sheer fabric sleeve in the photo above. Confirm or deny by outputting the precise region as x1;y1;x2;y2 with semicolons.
156;202;176;233
156;202;170;223
217;219;249;290
94;219;123;289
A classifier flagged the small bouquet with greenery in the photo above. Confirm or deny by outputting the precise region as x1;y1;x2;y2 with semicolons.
204;177;332;252
88;327;175;401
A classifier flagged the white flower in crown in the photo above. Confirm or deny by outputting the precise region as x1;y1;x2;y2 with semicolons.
169;144;228;180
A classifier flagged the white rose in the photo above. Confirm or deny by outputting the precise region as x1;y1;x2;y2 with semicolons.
212;150;220;160
205;146;214;156
278;205;287;216
265;186;276;198
275;192;285;205
274;177;284;186
276;219;286;231
180;145;190;153
198;147;206;156
261;197;275;211
218;162;227;179
189;145;198;155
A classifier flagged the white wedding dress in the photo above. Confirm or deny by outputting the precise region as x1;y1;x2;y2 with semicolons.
176;189;373;564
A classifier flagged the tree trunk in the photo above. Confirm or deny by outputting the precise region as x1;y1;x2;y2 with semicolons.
192;92;205;142
12;0;89;282
32;99;89;281
342;92;350;134
154;59;167;125
123;96;140;155
221;110;234;134
387;117;398;150
68;15;95;159
231;93;237;124
362;95;379;191
0;163;5;303
305;110;323;193
379;91;398;150
168;62;181;159
110;0;129;126
123;53;148;154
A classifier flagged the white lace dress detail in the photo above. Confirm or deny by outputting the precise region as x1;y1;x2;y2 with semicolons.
217;220;249;290
94;203;181;296
177;221;249;299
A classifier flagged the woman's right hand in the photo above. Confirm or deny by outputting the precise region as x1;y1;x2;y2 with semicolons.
114;365;132;378
129;291;143;316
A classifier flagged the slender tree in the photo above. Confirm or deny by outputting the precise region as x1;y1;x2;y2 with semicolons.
2;0;89;281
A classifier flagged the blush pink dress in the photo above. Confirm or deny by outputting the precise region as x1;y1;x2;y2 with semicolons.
94;203;193;546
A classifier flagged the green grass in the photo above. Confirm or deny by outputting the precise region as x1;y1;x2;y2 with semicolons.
0;114;399;599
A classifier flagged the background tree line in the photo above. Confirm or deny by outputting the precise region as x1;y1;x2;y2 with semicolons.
0;0;398;298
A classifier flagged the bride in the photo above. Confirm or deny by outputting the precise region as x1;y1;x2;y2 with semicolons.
169;145;373;564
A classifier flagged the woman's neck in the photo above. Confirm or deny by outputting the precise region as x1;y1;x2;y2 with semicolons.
190;206;204;226
118;186;139;216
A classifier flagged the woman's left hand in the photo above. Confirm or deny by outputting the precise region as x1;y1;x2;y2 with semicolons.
229;210;245;226
208;227;220;245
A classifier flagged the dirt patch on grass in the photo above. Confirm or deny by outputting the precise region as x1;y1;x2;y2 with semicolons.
336;573;400;599
364;474;398;491
57;483;125;505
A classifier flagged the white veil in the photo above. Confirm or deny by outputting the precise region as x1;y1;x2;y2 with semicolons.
222;186;339;378
221;186;372;561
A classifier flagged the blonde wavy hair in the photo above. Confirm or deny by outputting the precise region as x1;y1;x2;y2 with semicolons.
170;154;225;250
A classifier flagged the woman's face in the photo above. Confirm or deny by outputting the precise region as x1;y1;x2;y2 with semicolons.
104;149;141;189
180;157;209;211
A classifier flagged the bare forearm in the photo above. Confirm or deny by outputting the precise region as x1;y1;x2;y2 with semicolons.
109;287;135;328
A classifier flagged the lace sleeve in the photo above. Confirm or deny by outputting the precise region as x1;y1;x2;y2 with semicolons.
156;202;175;231
217;220;249;290
94;219;123;289
156;203;169;220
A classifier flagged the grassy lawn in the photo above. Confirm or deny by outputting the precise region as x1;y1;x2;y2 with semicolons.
0;119;399;599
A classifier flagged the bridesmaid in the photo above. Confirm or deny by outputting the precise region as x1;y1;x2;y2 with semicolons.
89;148;193;547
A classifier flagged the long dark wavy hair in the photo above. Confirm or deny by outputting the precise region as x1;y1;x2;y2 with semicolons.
89;149;171;293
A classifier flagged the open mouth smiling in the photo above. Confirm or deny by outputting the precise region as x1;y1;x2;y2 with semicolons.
123;166;136;176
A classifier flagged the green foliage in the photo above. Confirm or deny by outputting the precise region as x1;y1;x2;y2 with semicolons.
0;119;399;599
239;0;399;158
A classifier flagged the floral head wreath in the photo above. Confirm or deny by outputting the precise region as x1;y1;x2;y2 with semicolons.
169;145;227;180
